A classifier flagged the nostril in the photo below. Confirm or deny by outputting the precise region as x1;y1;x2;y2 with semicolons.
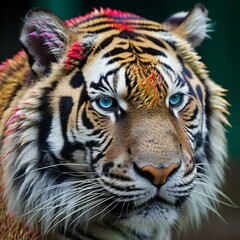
133;163;155;184
102;162;114;175
134;163;179;186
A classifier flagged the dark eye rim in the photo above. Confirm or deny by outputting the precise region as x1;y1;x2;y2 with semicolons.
96;96;118;111
169;93;184;108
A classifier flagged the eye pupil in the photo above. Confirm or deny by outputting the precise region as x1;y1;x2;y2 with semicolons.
169;93;182;106
98;97;113;109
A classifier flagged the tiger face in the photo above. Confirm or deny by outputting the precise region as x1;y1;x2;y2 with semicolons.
0;4;229;240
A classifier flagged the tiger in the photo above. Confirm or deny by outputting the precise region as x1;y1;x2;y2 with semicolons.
0;3;231;240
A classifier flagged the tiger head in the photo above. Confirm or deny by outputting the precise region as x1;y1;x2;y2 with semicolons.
1;4;230;239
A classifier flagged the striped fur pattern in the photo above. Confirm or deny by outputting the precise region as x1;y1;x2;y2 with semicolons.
0;4;230;240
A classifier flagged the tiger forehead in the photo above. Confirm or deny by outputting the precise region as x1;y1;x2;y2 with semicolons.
127;63;168;108
76;34;171;108
62;17;174;108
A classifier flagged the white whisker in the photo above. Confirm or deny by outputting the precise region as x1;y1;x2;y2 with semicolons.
33;179;100;196
192;192;226;223
195;180;237;208
47;193;110;233
13;163;100;181
72;195;117;225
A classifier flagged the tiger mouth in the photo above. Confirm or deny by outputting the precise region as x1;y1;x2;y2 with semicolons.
137;195;188;209
111;195;187;217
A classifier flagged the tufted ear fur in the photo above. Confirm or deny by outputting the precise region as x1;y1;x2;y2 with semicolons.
163;3;210;48
20;8;73;76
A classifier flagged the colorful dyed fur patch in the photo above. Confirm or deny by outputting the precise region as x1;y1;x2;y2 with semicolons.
0;4;232;240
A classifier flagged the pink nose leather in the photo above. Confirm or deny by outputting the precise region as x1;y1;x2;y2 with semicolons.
141;163;179;185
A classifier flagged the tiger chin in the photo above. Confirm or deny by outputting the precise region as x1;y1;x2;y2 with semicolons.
0;3;230;240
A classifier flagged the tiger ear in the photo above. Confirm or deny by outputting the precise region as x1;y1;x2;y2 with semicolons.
20;8;73;76
163;4;210;48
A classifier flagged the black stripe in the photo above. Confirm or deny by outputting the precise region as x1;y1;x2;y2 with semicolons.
84;26;113;34
161;62;174;74
101;178;142;192
60;96;74;141
59;96;86;160
38;81;58;166
184;127;195;142
175;177;195;188
136;46;167;57
186;123;198;130
59;96;78;160
195;131;203;149
91;138;113;165
107;173;132;182
94;35;115;55
97;129;109;139
90;80;109;92
183;165;196;178
101;74;115;93
134;25;162;32
184;106;199;121
92;129;101;135
177;74;197;99
196;85;203;105
90;72;117;93
85;140;100;148
103;46;131;58
82;105;94;129
183;65;193;79
203;85;213;162
177;53;194;79
164;39;177;51
76;83;88;130
144;34;166;49
70;71;84;88
119;30;139;39
106;56;126;65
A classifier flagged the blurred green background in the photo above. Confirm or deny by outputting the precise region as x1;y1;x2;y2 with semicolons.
0;1;239;239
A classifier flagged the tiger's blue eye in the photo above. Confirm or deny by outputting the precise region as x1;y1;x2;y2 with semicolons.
98;97;114;109
169;93;183;107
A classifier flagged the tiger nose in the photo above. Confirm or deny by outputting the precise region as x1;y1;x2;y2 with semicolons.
139;163;179;186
